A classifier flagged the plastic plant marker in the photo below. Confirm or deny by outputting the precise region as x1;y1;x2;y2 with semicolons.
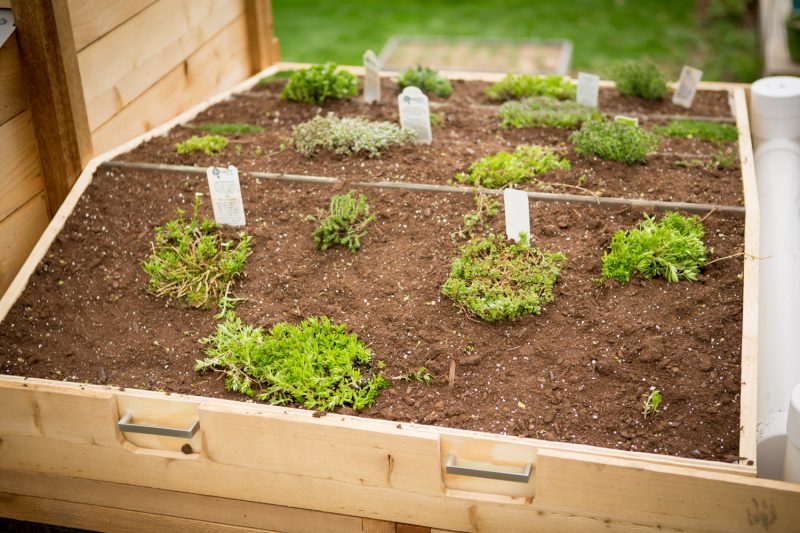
577;72;600;108
398;86;432;144
672;65;703;109
206;166;246;227
363;50;381;104
503;188;530;245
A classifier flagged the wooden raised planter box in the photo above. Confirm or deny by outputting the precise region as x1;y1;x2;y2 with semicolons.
1;64;798;532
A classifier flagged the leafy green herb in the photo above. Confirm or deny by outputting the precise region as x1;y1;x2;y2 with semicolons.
293;113;416;158
643;388;662;417
442;234;565;321
196;314;388;411
309;191;375;252
280;63;358;104
451;192;499;241
654;119;738;144
497;96;602;129
611;60;669;100
175;135;228;156
601;211;706;284
486;73;576;101
412;367;432;384
397;66;453;97
142;194;251;316
571;119;659;165
194;123;263;135
455;145;571;189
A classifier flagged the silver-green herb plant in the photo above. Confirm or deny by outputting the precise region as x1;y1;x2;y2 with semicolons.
570;119;659;165
293;113;417;158
497;97;602;129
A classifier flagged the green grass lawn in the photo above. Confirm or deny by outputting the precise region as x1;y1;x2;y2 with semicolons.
272;0;760;82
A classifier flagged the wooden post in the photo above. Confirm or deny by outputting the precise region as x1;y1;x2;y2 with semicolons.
10;0;92;216
245;0;280;73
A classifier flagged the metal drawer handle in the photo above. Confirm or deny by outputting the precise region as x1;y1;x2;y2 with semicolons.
118;412;199;439
445;454;532;483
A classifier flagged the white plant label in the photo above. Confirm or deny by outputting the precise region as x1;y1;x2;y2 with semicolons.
206;166;246;227
398;86;432;144
672;65;703;109
504;188;530;245
576;72;600;108
363;50;381;104
614;115;639;127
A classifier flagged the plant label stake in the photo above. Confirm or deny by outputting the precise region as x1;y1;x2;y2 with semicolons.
206;166;246;227
504;188;530;245
398;86;432;144
576;72;600;108
363;50;381;104
614;115;639;127
672;65;703;109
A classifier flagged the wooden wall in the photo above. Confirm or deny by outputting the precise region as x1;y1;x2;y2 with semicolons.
0;0;279;297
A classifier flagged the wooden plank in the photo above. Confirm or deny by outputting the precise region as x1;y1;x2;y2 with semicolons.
0;34;27;125
0;470;363;533
79;0;246;131
397;524;432;533
90;14;251;154
0;193;48;296
67;0;156;51
245;0;277;72
363;518;397;533
0;111;45;222
11;0;93;215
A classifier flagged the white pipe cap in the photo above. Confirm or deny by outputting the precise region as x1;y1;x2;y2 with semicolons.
751;76;800;141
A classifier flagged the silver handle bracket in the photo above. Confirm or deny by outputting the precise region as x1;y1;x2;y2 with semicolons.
445;453;532;483
118;412;199;439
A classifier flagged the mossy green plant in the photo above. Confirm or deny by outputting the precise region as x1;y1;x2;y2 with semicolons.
486;73;576;102
397;66;453;97
611;60;668;100
293;113;416;158
196;314;388;411
309;191;375;252
175;135;228;156
601;211;706;284
194;123;263;135
455;145;571;189
497;97;602;129
653;119;738;144
280;62;358;104
442;234;565;321
570;119;659;165
142;194;251;316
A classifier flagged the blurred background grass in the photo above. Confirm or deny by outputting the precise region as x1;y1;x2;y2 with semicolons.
272;0;760;82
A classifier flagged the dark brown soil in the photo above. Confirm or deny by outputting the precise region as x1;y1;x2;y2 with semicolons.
0;166;746;462
118;77;743;207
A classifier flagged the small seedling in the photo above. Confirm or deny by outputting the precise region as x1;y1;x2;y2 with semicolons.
464;342;475;354
442;234;565;321
397;66;452;97
497;97;602;129
142;194;252;315
451;192;499;241
175;135;228;156
486;73;576;101
196;314;388;411
654;119;738;144
430;112;443;127
601;211;706;284
571;119;659;165
643;388;662;417
280;63;358;104
611;60;668;100
309;191;375;252
711;150;737;170
412;367;432;384
455;145;571;189
293;113;416;158
194;123;263;135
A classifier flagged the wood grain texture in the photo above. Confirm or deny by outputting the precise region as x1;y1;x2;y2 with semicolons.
245;0;277;72
0;34;27;125
0;193;49;295
11;0;92;214
67;0;156;51
90;15;251;154
0;111;45;222
363;518;398;533
79;0;245;131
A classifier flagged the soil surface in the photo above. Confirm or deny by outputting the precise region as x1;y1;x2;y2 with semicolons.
0;166;746;462
119;77;743;207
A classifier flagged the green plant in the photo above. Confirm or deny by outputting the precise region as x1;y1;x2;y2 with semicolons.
412;367;432;384
611;61;668;100
194;123;263;135
571;119;659;165
142;194;252;315
643;388;662;418
711;150;737;170
309;191;375;252
280;62;358;104
486;73;575;101
397;66;452;97
293;113;416;158
451;192;499;241
455;145;571;189
601;211;706;284
654;119;738;144
175;135;228;156
497;97;602;129
196;314;388;411
430;112;443;127
442;234;565;321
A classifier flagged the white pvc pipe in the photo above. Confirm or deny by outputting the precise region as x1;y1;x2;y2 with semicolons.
783;384;800;483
